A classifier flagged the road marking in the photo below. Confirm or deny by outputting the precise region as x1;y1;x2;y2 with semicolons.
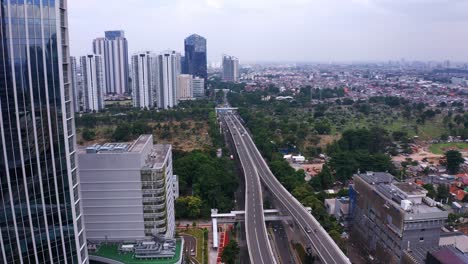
231;114;349;264
225;114;276;264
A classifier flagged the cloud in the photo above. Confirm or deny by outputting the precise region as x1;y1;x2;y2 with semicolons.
205;0;224;9
68;0;468;62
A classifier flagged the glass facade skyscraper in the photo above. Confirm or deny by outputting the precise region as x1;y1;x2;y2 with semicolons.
183;34;207;79
0;0;87;263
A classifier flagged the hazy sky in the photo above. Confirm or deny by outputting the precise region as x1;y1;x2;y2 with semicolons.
69;0;468;63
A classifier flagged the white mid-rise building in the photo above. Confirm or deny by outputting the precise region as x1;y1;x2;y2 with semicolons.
78;135;177;242
192;77;205;98
177;74;193;100
132;51;157;108
81;54;105;112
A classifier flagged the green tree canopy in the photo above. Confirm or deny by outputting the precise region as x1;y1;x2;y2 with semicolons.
446;150;464;174
422;184;437;199
221;240;240;264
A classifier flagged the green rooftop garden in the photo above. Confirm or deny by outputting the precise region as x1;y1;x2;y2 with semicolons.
90;240;182;264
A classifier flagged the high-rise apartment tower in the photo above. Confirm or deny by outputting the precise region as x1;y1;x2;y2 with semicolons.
81;54;105;112
93;30;129;95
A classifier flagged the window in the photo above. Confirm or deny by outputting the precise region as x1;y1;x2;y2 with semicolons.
419;237;424;242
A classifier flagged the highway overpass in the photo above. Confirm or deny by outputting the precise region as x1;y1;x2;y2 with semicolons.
221;111;351;264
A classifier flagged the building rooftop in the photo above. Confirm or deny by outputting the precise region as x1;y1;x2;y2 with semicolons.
358;171;393;185
129;135;152;153
90;239;182;264
356;172;448;220
79;135;153;154
440;234;468;254
430;247;468;264
393;182;427;196
144;144;171;170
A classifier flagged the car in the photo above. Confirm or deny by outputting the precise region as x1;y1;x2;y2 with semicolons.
306;228;311;233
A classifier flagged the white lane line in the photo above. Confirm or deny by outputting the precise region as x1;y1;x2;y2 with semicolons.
255;227;266;264
225;114;271;264
230;114;276;264
232;115;349;264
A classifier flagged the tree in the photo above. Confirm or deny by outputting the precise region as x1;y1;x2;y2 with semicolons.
446;150;464;174
221;240;240;264
82;129;96;141
318;165;334;189
437;184;450;202
175;196;203;219
422;184;437;199
113;124;132;141
337;188;349;197
315;120;332;135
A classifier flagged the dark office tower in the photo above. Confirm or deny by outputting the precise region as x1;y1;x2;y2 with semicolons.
183;34;207;79
0;1;88;263
93;30;129;95
105;30;125;40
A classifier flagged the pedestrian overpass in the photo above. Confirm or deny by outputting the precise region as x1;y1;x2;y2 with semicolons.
210;208;312;248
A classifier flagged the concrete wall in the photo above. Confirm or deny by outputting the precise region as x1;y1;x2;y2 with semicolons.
79;152;146;242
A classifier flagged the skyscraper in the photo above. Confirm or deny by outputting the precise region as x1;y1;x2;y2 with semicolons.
0;0;87;263
177;74;193;100
93;30;129;95
71;56;81;112
183;34;207;79
81;55;105;112
222;55;240;82
156;51;181;109
131;52;157;109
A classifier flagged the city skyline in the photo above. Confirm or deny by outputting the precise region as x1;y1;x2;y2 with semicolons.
69;0;468;63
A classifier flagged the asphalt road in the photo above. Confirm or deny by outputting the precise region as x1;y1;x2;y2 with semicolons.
222;113;277;264
227;113;351;264
271;222;296;264
181;234;198;264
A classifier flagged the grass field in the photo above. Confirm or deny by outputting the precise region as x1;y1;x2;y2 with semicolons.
181;228;208;264
429;142;468;155
77;120;212;152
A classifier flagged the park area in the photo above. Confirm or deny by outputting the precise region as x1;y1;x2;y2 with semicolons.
429;142;468;155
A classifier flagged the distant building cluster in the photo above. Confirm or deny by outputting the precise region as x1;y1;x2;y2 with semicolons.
71;32;208;112
238;63;468;107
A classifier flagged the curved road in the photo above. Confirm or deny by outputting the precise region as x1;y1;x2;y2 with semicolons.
222;113;277;264
227;112;351;264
